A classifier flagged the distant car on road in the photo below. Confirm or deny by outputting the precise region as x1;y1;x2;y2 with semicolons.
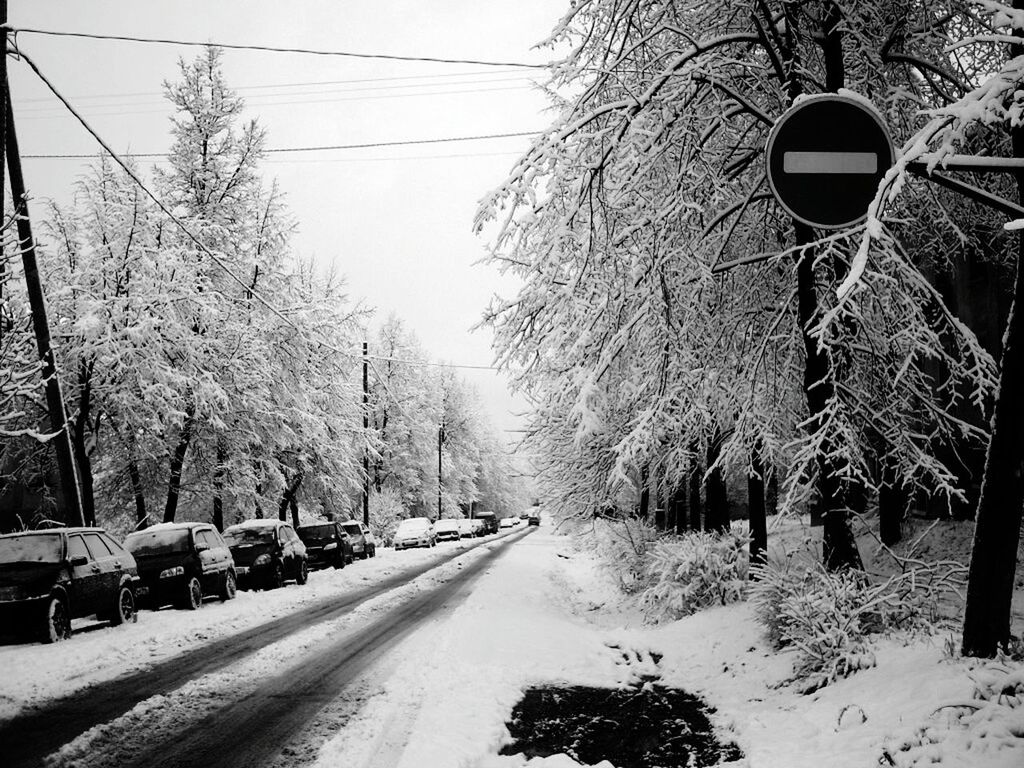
223;520;308;590
0;528;139;643
124;522;236;610
296;522;353;569
499;517;516;529
434;519;462;542
528;515;541;526
393;517;436;550
339;520;376;559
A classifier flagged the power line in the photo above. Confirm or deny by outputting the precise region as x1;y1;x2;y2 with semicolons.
6;26;551;69
16;46;506;376
21;130;543;159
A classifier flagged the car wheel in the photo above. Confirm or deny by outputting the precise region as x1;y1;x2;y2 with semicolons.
220;570;237;601
295;560;309;585
369;545;376;558
266;562;284;590
42;594;72;643
180;576;203;610
334;553;345;569
109;585;136;626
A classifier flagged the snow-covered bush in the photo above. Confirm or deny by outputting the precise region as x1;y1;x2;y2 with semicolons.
750;557;956;693
369;487;405;545
587;517;661;594
639;530;750;622
881;658;1024;767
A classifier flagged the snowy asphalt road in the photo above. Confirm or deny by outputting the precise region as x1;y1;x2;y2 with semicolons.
0;529;531;768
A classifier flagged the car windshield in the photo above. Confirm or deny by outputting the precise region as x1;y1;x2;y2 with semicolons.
0;533;63;564
298;524;336;542
125;528;190;555
341;524;361;536
397;520;428;534
224;527;276;546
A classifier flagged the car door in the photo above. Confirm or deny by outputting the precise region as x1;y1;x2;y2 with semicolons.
82;533;122;608
209;529;234;576
66;534;101;617
194;529;220;592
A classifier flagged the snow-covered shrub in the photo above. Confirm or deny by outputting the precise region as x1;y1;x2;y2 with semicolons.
587;517;660;594
639;530;750;622
750;558;955;693
369;486;405;545
881;658;1024;767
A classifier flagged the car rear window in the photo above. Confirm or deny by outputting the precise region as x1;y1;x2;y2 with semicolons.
341;523;361;536
125;528;191;555
298;524;336;542
0;533;63;564
224;527;276;546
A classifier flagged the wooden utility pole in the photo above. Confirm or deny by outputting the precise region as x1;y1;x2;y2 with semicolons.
437;420;443;520
362;341;369;527
1;1;7;346
4;77;84;526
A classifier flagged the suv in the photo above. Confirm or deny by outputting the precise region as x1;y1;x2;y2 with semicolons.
0;528;139;643
223;520;308;590
296;522;353;569
124;522;236;610
339;520;377;559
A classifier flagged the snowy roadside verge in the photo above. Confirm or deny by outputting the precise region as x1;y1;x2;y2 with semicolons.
0;533;514;722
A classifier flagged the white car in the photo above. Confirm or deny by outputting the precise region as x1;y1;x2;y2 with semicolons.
499;517;516;529
434;519;462;542
456;519;475;538
393;517;436;550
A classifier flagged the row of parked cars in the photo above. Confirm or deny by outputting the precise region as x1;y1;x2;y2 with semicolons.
0;517;377;643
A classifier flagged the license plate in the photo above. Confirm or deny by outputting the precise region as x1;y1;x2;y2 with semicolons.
236;567;249;576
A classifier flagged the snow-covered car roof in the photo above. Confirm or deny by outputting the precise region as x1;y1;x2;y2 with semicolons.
126;521;204;536
224;519;283;530
434;519;461;530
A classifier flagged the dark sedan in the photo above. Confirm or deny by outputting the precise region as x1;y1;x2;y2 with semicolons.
296;522;354;569
124;522;237;609
223;520;308;590
0;528;139;643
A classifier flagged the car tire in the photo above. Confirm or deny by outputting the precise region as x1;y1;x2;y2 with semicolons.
220;570;237;601
334;553;345;569
180;576;203;610
266;562;284;590
295;560;309;585
368;544;376;558
109;585;136;626
41;594;72;643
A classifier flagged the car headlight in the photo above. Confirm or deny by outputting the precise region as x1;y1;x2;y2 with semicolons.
253;554;271;566
159;566;184;579
324;542;337;551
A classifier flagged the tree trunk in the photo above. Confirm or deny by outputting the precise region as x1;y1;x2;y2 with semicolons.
704;432;729;533
128;458;146;529
212;438;226;532
962;10;1024;654
687;448;702;532
670;480;687;534
278;472;303;526
878;453;905;546
637;464;650;520
163;400;195;523
748;449;767;572
70;361;96;526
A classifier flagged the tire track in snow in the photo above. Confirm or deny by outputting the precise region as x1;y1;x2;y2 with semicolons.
0;531;524;768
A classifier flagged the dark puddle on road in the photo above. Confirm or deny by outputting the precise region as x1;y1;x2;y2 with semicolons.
500;684;743;768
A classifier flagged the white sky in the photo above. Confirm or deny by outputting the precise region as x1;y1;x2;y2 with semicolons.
7;0;564;439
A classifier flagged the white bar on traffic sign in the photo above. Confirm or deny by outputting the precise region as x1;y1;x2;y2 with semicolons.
783;151;877;174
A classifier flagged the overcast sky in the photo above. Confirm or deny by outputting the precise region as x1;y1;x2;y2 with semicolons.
7;0;565;439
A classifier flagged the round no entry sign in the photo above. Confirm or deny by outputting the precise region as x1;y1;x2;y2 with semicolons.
766;93;894;230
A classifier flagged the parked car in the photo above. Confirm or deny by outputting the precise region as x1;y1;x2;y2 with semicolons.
223;520;308;590
124;522;236;610
499;517;516;529
393;517;436;550
456;519;475;538
434;519;462;542
296;522;354;569
528;514;541;526
474;512;498;535
339;520;377;559
0;527;139;643
470;519;486;536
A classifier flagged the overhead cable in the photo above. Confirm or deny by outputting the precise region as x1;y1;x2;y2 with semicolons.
5;26;551;69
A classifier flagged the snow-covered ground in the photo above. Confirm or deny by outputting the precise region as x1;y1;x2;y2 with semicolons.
309;519;1023;768
0;535;490;721
3;519;1022;768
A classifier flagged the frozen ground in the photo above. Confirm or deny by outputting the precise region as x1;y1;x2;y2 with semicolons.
2;519;1021;767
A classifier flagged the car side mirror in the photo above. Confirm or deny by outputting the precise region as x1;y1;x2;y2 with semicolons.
69;555;88;567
